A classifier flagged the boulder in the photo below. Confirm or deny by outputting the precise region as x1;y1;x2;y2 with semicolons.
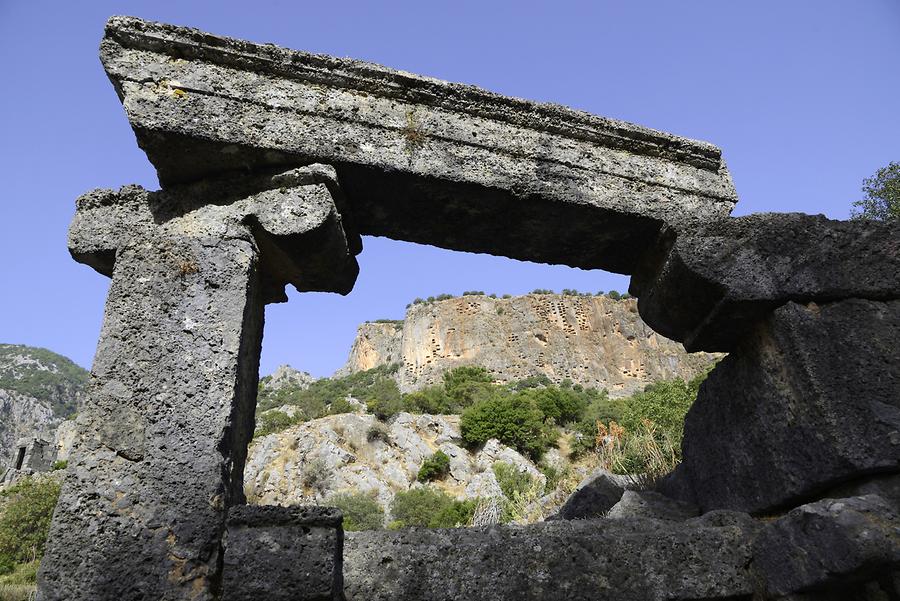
667;299;900;514
631;213;900;351
606;490;699;521
548;468;638;520
753;495;900;596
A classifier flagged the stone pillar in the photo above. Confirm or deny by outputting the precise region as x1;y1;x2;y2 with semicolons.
38;166;359;601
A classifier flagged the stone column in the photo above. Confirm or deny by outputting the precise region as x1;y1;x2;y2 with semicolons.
38;166;359;601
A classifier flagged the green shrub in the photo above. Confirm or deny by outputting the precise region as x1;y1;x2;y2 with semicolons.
519;387;587;425
329;492;384;531
538;463;567;494
0;476;60;569
460;394;554;460
0;560;38;585
402;385;451;414
491;462;535;499
255;410;301;437
51;460;67;471
390;488;475;528
442;366;494;411
417;451;451;482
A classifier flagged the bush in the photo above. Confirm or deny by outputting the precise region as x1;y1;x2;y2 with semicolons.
402;385;451;414
329;492;384;531
417;451;451;482
460;393;554;460
51;460;67;471
255;410;301;437
442;366;494;411
491;462;535;499
0;476;60;569
390;488;475;528
519;387;587;425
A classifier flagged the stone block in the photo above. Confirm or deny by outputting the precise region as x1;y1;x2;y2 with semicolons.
223;505;343;601
669;299;900;514
344;512;761;601
631;213;900;351
99;16;737;274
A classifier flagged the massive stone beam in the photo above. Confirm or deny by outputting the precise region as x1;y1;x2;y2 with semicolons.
38;166;358;600
100;16;737;274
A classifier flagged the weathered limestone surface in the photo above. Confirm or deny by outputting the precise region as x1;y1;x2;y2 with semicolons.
754;495;900;597
337;295;719;396
222;505;343;601
344;512;761;601
632;213;900;351
100;16;737;274
661;299;900;514
38;167;357;600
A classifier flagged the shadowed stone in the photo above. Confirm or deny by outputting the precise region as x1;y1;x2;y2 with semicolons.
37;167;357;601
606;490;699;521
631;213;900;352
344;512;761;601
660;299;900;514
223;506;343;601
99;16;737;274
546;468;638;520
754;495;900;596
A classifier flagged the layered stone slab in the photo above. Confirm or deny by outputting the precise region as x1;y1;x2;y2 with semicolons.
38;167;357;600
631;213;900;352
223;506;343;601
100;16;737;273
660;299;900;514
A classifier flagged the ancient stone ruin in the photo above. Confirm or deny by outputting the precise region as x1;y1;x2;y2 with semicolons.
38;16;899;600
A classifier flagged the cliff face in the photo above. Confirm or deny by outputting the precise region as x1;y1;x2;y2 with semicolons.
0;344;88;467
337;295;717;396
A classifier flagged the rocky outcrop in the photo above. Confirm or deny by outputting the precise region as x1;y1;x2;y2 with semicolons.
0;344;87;467
244;411;546;518
337;294;718;396
262;365;316;390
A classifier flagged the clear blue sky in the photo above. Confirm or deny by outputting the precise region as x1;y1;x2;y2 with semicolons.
1;1;898;377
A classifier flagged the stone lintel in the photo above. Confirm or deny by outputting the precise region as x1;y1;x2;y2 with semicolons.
100;16;738;274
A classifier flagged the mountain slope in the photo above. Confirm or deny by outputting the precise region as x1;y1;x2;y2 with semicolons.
0;345;88;466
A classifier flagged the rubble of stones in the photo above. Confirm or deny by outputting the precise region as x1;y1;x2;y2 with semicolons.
37;15;900;601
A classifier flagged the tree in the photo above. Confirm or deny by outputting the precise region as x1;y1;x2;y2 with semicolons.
851;162;900;221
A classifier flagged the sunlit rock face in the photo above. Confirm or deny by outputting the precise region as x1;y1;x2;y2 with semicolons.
337;294;718;396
